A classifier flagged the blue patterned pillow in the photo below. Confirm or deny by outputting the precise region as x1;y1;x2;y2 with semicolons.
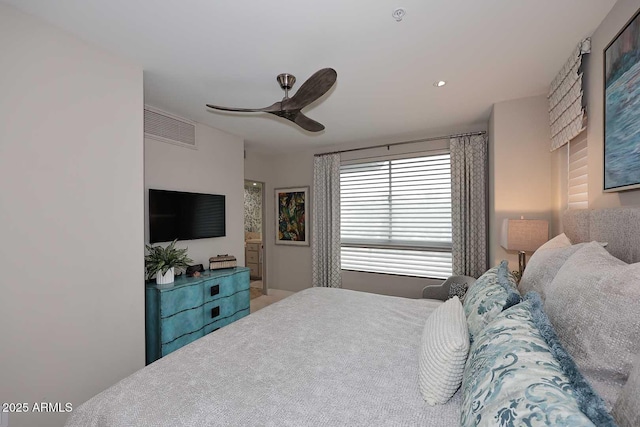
462;261;520;339
460;294;617;427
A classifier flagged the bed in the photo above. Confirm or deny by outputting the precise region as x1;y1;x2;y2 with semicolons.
66;207;640;427
66;289;460;426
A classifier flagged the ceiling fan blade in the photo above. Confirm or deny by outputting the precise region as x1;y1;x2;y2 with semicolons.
293;111;325;132
285;68;337;110
206;101;281;113
268;110;324;132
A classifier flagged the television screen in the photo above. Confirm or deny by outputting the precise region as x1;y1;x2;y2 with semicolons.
149;189;225;243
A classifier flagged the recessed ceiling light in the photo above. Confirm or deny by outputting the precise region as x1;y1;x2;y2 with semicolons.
252;182;257;186
433;80;447;87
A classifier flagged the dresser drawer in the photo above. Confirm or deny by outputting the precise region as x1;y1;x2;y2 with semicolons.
161;328;204;357
204;289;250;323
204;308;250;335
203;275;231;303
235;268;250;289
159;285;203;318
160;306;204;344
246;243;260;252
246;250;259;263
248;263;259;277
204;271;249;303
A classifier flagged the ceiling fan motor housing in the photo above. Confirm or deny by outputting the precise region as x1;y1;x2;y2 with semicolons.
277;73;296;91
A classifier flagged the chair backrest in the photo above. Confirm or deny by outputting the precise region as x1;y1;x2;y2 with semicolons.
422;275;476;300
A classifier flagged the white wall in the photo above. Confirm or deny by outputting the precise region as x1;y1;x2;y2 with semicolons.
246;127;484;299
489;95;552;269
550;137;569;236
145;122;245;269
0;5;144;427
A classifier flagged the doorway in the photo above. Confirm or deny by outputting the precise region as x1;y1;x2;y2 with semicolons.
244;180;267;296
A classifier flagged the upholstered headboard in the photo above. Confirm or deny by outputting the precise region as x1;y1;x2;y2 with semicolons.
563;207;640;264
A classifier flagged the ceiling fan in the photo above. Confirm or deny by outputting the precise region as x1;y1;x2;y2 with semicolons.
206;68;337;132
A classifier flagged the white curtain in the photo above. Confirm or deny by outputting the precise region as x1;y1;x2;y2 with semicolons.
312;153;342;288
450;134;488;278
548;38;590;151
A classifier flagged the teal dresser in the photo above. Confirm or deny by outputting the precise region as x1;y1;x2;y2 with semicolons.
145;267;250;364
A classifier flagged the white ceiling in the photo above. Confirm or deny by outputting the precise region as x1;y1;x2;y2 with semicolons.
5;0;617;152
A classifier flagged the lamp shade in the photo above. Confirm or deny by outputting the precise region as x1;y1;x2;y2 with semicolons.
500;219;549;252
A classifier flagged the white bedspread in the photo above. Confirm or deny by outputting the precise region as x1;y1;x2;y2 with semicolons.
66;288;461;426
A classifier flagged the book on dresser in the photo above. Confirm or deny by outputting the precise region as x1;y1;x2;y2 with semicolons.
145;267;250;364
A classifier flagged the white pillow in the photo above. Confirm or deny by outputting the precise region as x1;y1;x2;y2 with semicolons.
613;352;640;427
418;296;469;405
545;242;640;409
519;242;588;299
537;232;572;250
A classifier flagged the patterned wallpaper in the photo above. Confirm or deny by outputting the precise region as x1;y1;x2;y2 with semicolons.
244;184;262;233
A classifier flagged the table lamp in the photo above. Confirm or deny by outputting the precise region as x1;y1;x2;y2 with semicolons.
500;218;549;278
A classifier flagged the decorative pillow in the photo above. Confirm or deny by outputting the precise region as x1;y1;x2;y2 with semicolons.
460;294;616;427
447;282;468;300
613;353;640;427
527;292;616;426
418;296;469;405
462;261;520;339
520;239;610;299
519;242;590;299
545;242;640;409
539;232;573;250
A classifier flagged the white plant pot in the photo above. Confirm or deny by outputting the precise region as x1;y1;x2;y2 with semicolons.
156;267;175;286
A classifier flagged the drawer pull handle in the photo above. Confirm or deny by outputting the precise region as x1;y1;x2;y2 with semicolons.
211;306;220;318
210;284;220;297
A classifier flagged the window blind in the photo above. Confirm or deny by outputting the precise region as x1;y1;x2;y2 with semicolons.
568;132;588;210
340;153;452;279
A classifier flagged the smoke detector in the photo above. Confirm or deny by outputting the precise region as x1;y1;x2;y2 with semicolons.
392;8;406;22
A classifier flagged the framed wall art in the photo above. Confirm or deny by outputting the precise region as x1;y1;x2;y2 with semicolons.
604;6;640;192
275;187;309;246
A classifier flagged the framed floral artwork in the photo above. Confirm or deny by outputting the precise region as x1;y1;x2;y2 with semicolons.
275;187;309;246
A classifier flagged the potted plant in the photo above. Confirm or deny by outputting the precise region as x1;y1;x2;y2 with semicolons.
145;239;193;286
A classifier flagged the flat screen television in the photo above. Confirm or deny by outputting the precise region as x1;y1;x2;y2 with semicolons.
149;189;226;243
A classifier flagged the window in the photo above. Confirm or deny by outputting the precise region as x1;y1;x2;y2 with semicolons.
340;152;452;279
568;132;588;210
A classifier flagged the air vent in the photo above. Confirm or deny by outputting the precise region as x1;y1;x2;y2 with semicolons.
144;106;196;149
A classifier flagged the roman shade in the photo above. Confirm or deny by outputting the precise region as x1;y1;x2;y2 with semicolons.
548;38;591;151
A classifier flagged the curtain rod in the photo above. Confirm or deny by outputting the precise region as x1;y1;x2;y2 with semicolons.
314;131;486;157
